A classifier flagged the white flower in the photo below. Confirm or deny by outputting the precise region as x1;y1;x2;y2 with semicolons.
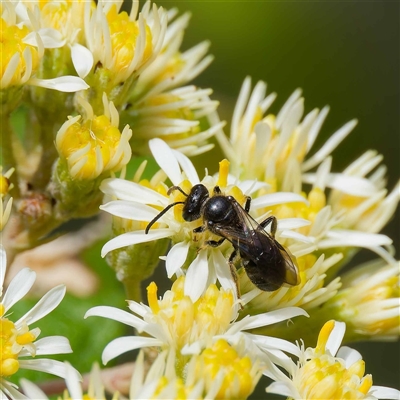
55;93;132;180
211;77;398;264
266;320;400;400
83;0;167;85
127;85;223;156
0;167;14;231
20;362;109;400
100;138;309;301
0;246;75;399
131;10;213;101
327;259;400;340
1;1;88;92
130;341;262;400
85;276;308;368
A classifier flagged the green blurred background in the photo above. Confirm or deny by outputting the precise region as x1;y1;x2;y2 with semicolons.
153;1;400;397
10;1;399;398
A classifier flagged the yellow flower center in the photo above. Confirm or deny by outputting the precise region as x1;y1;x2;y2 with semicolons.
197;339;256;399
57;115;122;180
296;321;373;399
60;391;98;400
0;175;10;197
106;5;152;72
146;278;234;350
266;187;326;236
0;317;37;377
0;18;39;88
153;376;193;399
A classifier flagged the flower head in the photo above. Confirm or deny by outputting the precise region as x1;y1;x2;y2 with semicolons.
100;138;309;301
0;246;75;399
0;167;14;231
20;362;113;400
213;77;398;263
327;259;400;341
0;10;40;90
126;85;222;156
55;93;132;180
85;276;308;367
1;1;88;97
266;320;400;399
84;0;167;85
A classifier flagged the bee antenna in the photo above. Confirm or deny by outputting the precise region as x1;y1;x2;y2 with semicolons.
145;201;185;234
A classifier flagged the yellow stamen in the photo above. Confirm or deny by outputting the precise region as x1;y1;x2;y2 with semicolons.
107;5;152;72
308;187;326;211
199;339;256;399
315;320;335;353
358;374;373;394
146;282;160;314
0;19;39;88
217;159;230;188
0;176;10;197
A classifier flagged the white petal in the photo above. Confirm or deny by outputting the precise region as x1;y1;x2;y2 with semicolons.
212;249;237;294
184;249;209;302
280;230;315;243
321;230;392;248
85;306;147;331
71;43;93;78
266;381;297;397
127;301;149;318
369;386;400;399
22;336;72;356
302;119;358;171
149;139;182;185
302;173;376;196
100;200;159;221
15;285;66;327
0;246;6;295
19;379;48;400
277;218;311;230
101;229;173;257
28;76;89;92
19;359;70;379
247;333;302;357
237;180;270;195
325;320;346;356
172;149;199;184
236;307;309;331
1;382;29;400
65;362;83;400
100;178;168;206
24;29;65;48
252;192;309;209
2;268;36;313
166;241;189;278
337;346;362;368
102;336;164;365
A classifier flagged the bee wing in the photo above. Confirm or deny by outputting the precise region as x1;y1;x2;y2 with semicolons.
213;199;300;286
274;240;301;286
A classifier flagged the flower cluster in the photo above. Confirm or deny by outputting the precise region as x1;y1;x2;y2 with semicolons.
0;0;398;399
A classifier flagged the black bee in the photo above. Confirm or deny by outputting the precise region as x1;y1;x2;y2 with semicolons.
145;184;300;292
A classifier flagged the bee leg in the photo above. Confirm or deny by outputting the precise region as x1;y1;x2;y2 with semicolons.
205;238;225;247
228;250;242;307
167;185;188;196
244;196;251;212
213;186;222;194
260;215;277;238
193;225;206;233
